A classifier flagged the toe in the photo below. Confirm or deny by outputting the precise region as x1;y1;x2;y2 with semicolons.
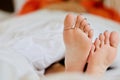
75;15;82;28
90;45;95;55
79;18;87;30
88;29;94;39
84;24;90;34
99;33;105;47
94;38;100;50
110;31;119;48
104;30;110;44
64;14;75;30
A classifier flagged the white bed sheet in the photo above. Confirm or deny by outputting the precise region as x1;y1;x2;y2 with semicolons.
0;10;120;80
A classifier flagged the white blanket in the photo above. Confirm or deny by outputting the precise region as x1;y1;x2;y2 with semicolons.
0;10;120;80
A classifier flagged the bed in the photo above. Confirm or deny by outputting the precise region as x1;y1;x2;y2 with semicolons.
0;9;120;80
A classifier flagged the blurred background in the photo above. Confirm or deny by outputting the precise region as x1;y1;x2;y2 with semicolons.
0;0;120;23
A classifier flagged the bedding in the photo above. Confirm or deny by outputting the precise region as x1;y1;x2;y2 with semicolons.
18;0;120;23
0;49;40;80
0;10;12;22
104;0;120;14
80;0;120;23
0;10;120;80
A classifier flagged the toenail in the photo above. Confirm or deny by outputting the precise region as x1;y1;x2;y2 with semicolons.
88;23;90;25
105;30;108;32
84;18;87;20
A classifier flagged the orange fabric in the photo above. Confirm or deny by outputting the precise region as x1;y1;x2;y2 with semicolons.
18;0;62;15
19;0;120;23
80;1;120;23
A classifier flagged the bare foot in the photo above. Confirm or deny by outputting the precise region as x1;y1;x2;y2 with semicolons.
64;14;93;72
86;31;119;76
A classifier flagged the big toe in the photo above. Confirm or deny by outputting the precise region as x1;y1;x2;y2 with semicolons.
64;14;75;30
110;31;119;48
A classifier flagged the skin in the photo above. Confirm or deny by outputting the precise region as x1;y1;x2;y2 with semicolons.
63;14;119;76
45;14;119;78
86;31;119;76
64;14;93;72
